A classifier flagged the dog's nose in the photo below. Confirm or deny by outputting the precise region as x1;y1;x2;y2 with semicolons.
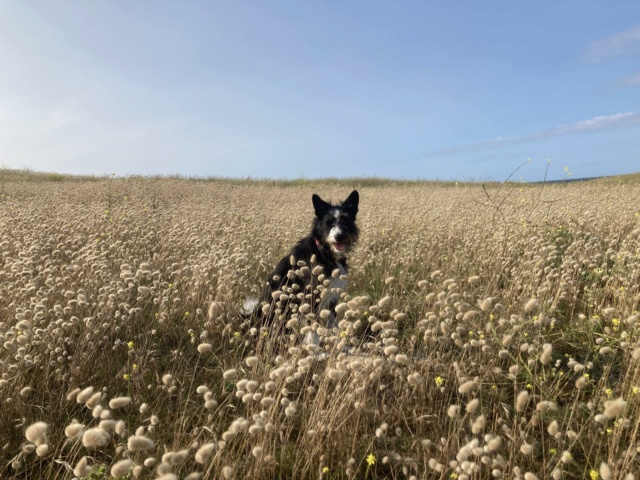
334;232;347;242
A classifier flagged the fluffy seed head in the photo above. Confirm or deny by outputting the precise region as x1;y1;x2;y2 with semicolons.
471;415;486;434
486;436;501;451
82;427;110;448
195;443;216;464
111;459;133;478
458;380;476;394
524;298;539;313
335;302;348;314
378;296;392;308
479;297;493;312
156;474;178;480
65;422;84;439
99;419;117;432
466;398;479;414
66;387;81;402
261;397;276;407
74;457;91;478
128;435;155;452
540;343;553;365
252;446;264;458
520;443;533;454
223;369;238;380
395;354;409;364
561;451;573;464
22;444;36;454
169;449;189;465
76;386;95;404
516;391;530;412
463;310;479;321
109;396;132;409
600;462;612;480
604;397;627;418
208;302;220;319
115;420;126;435
35;444;49;457
547;420;559;436
25;421;48;446
197;343;212;353
85;391;102;409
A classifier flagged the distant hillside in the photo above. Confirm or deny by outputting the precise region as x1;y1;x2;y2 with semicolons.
1;167;639;185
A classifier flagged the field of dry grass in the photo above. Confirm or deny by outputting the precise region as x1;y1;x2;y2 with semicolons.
1;172;640;479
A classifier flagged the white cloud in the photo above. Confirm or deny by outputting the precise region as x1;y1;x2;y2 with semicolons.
583;26;640;62
426;112;640;157
552;112;640;134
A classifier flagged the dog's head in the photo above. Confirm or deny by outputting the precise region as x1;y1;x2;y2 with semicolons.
312;190;359;257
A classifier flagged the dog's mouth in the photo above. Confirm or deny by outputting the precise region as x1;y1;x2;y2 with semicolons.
329;241;351;256
333;242;346;252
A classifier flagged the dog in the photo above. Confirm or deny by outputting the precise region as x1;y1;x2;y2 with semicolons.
243;190;360;340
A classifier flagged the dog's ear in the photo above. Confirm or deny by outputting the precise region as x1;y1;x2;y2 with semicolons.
312;194;331;218
342;190;359;218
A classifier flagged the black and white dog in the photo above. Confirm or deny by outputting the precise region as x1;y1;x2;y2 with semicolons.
244;190;360;337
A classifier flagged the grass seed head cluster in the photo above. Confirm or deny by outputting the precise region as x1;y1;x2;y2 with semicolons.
1;173;640;478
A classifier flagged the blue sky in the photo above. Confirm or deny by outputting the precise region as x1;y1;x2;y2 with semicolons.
1;1;639;181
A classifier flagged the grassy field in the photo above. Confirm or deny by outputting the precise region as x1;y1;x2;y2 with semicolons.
1;171;640;479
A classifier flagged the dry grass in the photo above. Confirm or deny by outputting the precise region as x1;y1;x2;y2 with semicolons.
1;172;640;479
